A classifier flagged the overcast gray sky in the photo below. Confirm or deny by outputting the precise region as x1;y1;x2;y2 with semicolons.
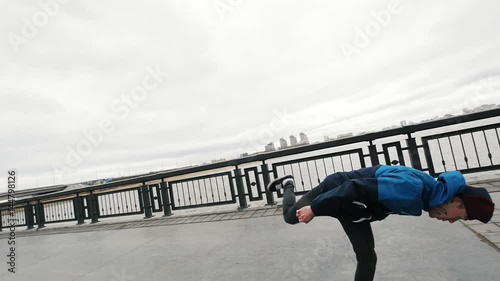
1;0;500;190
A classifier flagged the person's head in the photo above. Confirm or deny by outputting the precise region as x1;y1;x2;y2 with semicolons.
429;196;467;223
429;185;495;224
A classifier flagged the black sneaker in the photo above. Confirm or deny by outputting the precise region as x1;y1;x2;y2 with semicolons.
267;175;295;192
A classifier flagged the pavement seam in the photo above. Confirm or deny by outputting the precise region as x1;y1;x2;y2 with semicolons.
461;221;500;252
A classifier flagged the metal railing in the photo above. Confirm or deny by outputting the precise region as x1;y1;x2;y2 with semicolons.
1;108;499;231
169;172;236;210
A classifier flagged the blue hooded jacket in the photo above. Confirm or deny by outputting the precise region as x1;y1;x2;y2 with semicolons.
310;165;466;219
375;165;466;216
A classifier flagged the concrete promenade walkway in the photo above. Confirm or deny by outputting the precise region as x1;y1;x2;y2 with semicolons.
0;178;499;280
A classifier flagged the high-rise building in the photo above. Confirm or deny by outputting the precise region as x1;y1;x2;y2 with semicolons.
290;135;298;146
299;132;309;145
400;120;407;127
279;138;288;149
265;142;275;152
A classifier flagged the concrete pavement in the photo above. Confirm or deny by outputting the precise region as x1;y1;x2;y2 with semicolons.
0;178;499;280
1;209;500;281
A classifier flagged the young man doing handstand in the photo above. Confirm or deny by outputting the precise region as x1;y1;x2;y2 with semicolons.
267;165;495;281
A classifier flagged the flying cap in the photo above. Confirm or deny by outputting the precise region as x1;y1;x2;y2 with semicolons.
459;185;495;223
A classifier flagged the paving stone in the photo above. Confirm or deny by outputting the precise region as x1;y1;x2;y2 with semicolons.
462;220;483;226
103;226;117;229
176;217;190;224
191;216;206;223
202;215;218;222
262;209;277;217
183;217;196;224
173;218;191;224
491;213;500;223
210;214;226;221
120;223;133;227
165;219;181;225
251;210;267;218
468;223;500;234
486;181;500;186
218;213;234;220
486;186;500;193
240;211;256;219
229;212;245;219
481;183;495;189
481;232;500;244
162;218;178;225
154;220;171;225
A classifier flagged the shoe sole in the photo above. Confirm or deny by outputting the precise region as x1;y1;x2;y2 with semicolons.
267;175;294;192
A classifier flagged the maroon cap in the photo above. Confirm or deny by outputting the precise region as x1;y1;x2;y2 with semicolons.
459;186;495;224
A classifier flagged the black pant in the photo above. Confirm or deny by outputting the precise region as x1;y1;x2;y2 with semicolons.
282;178;377;281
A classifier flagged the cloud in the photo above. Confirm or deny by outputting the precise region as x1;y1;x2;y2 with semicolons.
1;0;500;189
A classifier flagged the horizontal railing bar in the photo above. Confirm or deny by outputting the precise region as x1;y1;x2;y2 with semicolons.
171;200;237;210
434;164;500;177
422;123;500;140
272;149;363;167
98;211;143;219
94;186;142;196
170;172;232;184
43;218;77;225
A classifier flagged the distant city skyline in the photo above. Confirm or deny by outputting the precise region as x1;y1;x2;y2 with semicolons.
262;132;311;153
323;103;499;142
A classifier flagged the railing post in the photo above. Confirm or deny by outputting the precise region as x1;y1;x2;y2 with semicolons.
0;209;3;231
234;167;249;210
142;183;153;219
36;201;45;229
422;139;437;177
160;181;173;217
368;141;380;166
25;203;35;230
73;195;85;225
406;134;422;170
261;162;276;206
87;193;99;224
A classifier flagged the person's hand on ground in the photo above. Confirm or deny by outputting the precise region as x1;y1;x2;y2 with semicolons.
296;206;315;224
